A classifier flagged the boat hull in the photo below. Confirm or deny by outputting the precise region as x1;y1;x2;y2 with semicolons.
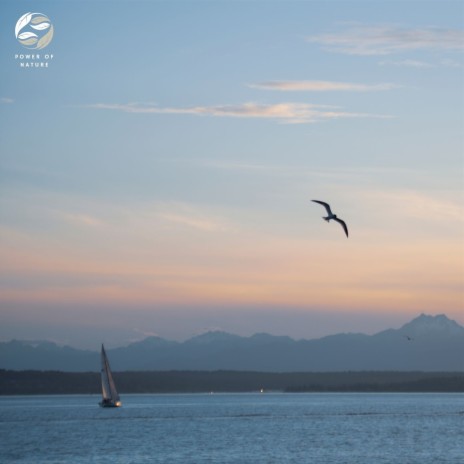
99;400;122;408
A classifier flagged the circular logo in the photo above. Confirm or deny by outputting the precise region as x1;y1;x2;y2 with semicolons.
15;12;54;50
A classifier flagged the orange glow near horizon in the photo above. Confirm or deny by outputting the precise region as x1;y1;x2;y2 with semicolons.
1;226;462;320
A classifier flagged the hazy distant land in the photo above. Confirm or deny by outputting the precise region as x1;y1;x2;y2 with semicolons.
1;314;463;372
1;314;464;395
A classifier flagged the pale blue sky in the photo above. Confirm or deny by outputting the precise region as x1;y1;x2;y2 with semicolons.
1;1;463;348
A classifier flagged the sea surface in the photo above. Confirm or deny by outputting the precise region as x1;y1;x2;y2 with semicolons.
1;393;463;463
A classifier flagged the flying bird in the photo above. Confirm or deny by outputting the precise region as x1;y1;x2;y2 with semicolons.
311;200;349;238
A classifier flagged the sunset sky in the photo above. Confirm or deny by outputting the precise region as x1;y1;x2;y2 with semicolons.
1;1;463;348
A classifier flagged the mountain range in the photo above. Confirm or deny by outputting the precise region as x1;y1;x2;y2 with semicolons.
1;314;463;372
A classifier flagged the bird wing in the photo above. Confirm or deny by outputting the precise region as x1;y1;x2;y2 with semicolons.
311;200;332;215
333;217;349;238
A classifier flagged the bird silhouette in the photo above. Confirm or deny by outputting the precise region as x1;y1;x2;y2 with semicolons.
311;200;348;238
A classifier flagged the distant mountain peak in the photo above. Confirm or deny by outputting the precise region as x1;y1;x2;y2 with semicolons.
186;331;242;345
400;313;464;336
8;339;59;349
131;335;175;347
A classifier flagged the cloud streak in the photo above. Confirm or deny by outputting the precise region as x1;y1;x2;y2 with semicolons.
87;102;392;124
378;59;434;68
307;25;464;55
362;189;464;223
249;80;398;92
156;209;230;232
59;212;105;227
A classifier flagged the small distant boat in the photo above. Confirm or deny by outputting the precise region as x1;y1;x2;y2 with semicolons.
99;344;122;408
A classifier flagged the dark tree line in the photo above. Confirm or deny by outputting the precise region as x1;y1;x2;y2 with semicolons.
1;369;463;395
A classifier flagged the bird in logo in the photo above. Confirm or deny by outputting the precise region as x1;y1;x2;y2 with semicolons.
311;200;349;238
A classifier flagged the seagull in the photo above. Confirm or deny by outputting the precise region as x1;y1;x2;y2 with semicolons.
311;200;349;238
405;335;414;341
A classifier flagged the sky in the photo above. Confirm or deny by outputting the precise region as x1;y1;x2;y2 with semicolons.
0;0;463;349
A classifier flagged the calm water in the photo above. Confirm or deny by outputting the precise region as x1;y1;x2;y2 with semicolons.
1;393;463;463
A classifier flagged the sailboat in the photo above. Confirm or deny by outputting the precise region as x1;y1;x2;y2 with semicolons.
99;344;122;408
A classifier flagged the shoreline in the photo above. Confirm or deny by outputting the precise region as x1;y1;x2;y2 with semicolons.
1;369;463;395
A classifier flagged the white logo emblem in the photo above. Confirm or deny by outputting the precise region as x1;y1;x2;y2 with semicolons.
15;12;54;50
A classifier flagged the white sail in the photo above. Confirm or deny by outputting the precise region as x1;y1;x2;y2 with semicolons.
100;344;121;407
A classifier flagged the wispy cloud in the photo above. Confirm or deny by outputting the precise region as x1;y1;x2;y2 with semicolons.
378;59;434;68
441;58;464;69
1;97;14;104
379;58;464;69
59;212;105;227
157;212;228;232
249;80;398;92
87;102;392;124
132;328;160;339
363;190;464;223
202;160;420;183
307;25;464;55
63;200;231;233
